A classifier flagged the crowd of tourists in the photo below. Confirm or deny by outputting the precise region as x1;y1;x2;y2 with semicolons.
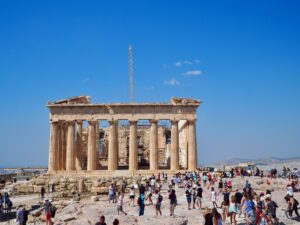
1;166;299;225
0;191;29;224
97;168;299;225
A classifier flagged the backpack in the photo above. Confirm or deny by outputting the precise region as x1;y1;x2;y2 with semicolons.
50;205;57;218
23;210;28;221
137;196;141;205
158;194;163;203
7;199;12;208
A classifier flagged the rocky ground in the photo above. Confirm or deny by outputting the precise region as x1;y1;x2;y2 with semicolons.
1;176;300;225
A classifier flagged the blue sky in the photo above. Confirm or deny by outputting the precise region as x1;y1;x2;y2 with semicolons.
0;1;300;167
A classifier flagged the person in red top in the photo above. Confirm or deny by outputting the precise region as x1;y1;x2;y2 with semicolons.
208;173;212;181
44;199;53;225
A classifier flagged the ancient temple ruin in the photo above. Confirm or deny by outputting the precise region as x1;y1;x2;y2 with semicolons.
47;96;201;174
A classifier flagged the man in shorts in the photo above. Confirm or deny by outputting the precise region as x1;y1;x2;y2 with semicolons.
196;184;203;209
265;195;278;223
222;188;230;221
154;190;162;215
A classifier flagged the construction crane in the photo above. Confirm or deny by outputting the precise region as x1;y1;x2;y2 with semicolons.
128;45;135;102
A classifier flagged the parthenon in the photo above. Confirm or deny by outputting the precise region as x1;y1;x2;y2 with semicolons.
47;96;201;174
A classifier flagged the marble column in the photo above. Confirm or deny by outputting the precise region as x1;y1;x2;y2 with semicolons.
87;121;97;171
188;120;197;170
171;120;179;170
66;121;75;171
48;121;58;172
57;122;62;170
149;120;158;170
184;125;189;169
129;120;138;170
75;120;83;170
61;123;67;170
108;120;118;170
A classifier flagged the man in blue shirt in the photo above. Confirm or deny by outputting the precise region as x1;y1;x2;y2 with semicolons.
138;193;145;216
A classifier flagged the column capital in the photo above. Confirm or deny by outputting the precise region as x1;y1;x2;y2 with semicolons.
108;119;118;125
66;120;75;125
76;120;83;125
188;119;197;124
129;120;138;124
150;119;158;124
171;119;178;125
50;120;59;125
61;121;68;129
87;120;98;125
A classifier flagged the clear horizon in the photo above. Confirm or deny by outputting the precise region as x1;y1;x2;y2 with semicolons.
0;1;300;167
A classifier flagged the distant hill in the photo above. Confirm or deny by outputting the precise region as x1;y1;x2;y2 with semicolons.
212;156;300;167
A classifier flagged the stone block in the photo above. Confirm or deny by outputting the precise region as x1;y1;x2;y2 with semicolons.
91;186;108;194
93;181;100;187
91;196;99;201
30;207;44;217
35;179;46;186
33;185;42;193
17;184;29;193
68;183;76;189
69;178;77;183
60;178;68;183
60;214;76;222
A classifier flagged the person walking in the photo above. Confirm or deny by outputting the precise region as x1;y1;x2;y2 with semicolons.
288;195;299;218
185;186;192;210
41;186;45;200
218;179;223;195
139;183;146;195
212;207;223;225
169;189;177;217
211;187;218;208
6;198;12;213
121;180;127;198
117;192;127;215
22;206;28;225
192;186;197;209
245;196;256;225
15;205;24;225
264;194;278;224
196;184;203;209
203;208;213;225
3;192;9;213
234;189;243;216
154;189;163;215
44;199;54;225
129;186;135;207
108;184;114;204
228;195;238;225
221;188;230;222
137;193;145;216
